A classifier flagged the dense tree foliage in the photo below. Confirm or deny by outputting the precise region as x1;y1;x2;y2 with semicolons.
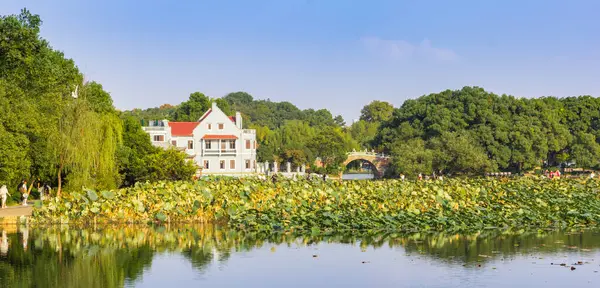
360;100;394;123
223;92;358;172
0;9;195;195
122;92;232;123
345;101;395;151
376;86;600;177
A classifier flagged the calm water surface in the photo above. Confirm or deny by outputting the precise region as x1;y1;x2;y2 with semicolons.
342;173;374;180
0;223;599;287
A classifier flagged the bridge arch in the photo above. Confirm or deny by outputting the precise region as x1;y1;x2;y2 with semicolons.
342;152;391;178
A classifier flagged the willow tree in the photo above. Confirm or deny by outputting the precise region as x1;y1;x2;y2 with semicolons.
55;82;122;196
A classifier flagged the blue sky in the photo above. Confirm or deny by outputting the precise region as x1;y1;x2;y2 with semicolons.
3;0;600;122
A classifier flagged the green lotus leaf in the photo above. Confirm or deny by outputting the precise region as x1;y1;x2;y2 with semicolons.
101;190;115;200
155;212;167;221
86;190;99;202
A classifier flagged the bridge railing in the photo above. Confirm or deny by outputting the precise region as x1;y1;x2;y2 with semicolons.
347;151;389;158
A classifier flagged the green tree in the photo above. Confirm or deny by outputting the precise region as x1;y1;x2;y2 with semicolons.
54;82;123;194
360;100;394;123
118;116;195;186
309;127;348;172
430;132;495;174
348;120;379;149
387;138;433;177
333;115;346;127
171;92;211;121
223;91;254;107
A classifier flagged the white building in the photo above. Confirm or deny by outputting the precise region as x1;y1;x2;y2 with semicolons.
142;102;257;176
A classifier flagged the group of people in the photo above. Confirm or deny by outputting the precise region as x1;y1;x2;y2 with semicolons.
0;180;51;209
395;172;444;181
413;171;445;181
543;170;561;179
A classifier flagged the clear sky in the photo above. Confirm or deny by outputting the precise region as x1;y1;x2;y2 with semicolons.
2;0;599;122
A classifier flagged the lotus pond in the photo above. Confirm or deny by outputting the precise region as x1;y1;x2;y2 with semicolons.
1;224;600;287
32;178;600;233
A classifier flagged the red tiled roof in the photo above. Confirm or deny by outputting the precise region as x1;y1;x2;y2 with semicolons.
168;122;199;136
202;134;238;140
228;116;236;123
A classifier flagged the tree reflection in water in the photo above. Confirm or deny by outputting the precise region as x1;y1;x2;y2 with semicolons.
0;224;599;287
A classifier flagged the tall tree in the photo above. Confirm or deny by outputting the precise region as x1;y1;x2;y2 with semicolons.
360;101;394;123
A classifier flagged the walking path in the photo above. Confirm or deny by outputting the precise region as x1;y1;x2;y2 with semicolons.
0;204;33;218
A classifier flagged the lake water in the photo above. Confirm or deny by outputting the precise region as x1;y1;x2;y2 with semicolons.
342;173;374;180
1;224;599;287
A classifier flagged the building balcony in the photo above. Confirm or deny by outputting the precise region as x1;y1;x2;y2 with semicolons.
243;129;256;135
143;126;167;132
203;149;237;155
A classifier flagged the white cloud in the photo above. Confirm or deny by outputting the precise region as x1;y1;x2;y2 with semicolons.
361;37;459;62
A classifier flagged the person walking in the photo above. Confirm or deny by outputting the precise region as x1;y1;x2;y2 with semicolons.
19;180;28;206
0;185;10;208
43;183;51;199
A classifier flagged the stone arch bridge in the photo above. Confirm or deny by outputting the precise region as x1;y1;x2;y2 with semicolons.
343;151;391;178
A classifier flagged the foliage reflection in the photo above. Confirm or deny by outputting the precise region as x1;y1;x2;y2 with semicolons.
1;224;599;287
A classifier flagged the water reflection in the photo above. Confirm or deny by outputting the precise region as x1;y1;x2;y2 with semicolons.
0;224;599;287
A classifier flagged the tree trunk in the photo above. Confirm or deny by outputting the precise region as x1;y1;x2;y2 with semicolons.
27;177;35;194
57;155;63;197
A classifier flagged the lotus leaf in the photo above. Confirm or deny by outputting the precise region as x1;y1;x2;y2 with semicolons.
155;212;167;221
101;190;115;199
28;177;600;233
86;190;98;202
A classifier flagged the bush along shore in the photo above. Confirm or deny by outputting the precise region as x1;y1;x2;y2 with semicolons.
31;177;600;233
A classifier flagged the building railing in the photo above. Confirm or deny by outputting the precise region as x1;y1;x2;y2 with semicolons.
203;149;237;154
243;129;256;134
142;126;167;131
141;120;166;127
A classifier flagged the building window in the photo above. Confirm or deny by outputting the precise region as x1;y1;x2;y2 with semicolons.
205;140;212;149
253;140;256;149
218;123;224;130
245;140;251;149
153;135;164;142
253;160;256;169
230;160;235;169
220;160;225;170
203;160;209;169
245;160;250;169
207;123;212;130
188;140;193;149
221;141;226;151
171;140;177;146
229;140;236;149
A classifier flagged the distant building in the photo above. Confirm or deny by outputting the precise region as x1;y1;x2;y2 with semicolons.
142;102;257;176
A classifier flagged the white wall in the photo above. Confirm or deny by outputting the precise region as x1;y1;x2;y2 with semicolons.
192;103;257;174
170;136;195;156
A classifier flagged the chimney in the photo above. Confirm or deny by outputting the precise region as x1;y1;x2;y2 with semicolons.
212;102;218;110
235;111;242;129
